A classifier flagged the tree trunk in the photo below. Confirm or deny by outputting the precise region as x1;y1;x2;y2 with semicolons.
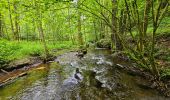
38;20;49;62
0;12;2;37
150;0;168;77
68;3;75;45
35;0;49;62
7;0;15;40
143;0;151;37
93;20;98;42
111;0;123;51
77;0;84;46
14;2;20;40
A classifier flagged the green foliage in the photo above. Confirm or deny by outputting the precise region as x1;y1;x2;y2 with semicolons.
160;69;170;79
0;39;74;68
96;39;111;49
0;39;20;68
0;0;169;79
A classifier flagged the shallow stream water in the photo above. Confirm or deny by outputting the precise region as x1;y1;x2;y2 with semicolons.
0;48;169;100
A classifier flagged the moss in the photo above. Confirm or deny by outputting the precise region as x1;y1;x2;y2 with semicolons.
96;39;111;49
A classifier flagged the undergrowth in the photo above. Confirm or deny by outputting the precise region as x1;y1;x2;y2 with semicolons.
0;39;75;68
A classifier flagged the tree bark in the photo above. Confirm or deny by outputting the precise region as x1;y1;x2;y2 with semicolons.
35;0;49;62
7;0;15;40
143;0;151;37
0;12;2;37
111;0;123;51
14;2;20;40
77;0;84;46
150;0;169;77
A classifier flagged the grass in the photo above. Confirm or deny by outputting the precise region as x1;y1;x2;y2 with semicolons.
0;39;77;68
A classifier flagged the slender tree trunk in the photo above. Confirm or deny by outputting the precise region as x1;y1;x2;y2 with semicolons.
143;0;151;37
124;0;135;40
0;12;2;37
7;0;15;40
111;0;123;51
134;0;144;53
93;20;98;42
100;21;104;39
83;21;86;43
68;3;75;45
35;0;49;62
150;0;168;77
4;21;10;40
14;2;19;40
119;9;124;35
77;0;83;46
38;20;49;61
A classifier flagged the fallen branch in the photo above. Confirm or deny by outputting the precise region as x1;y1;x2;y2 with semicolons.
0;72;27;87
1;69;9;74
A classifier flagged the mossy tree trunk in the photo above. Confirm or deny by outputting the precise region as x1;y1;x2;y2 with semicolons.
0;12;2;37
7;0;15;40
13;1;20;41
150;0;169;77
111;0;123;51
77;0;84;46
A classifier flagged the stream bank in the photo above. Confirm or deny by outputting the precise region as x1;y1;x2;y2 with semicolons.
0;48;77;87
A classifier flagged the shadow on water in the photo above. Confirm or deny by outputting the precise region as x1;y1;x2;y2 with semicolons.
0;48;169;100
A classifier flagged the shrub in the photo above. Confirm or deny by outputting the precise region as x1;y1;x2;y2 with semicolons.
0;39;20;68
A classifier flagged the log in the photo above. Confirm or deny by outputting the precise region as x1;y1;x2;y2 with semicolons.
0;72;27;87
1;69;9;74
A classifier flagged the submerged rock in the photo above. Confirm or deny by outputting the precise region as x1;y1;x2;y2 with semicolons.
83;70;103;88
74;68;83;81
76;49;87;59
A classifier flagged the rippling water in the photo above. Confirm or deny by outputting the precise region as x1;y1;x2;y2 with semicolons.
0;48;169;100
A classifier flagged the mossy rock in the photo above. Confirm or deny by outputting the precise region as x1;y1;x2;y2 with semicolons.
96;39;111;49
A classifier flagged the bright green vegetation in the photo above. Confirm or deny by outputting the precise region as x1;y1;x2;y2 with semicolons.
0;39;75;68
0;0;169;80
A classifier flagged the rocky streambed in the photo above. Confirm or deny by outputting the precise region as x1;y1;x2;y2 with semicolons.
0;48;169;100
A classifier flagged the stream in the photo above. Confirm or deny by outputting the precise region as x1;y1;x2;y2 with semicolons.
0;48;169;100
